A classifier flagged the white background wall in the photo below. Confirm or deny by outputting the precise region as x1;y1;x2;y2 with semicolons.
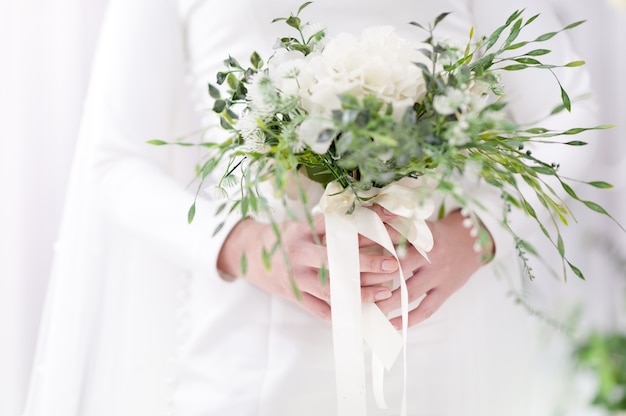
0;2;624;416
0;1;108;415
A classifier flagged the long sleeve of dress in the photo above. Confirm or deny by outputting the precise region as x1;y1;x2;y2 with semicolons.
88;0;238;276
23;1;239;415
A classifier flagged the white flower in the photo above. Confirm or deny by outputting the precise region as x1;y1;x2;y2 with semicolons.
270;26;430;120
236;112;261;137
204;185;228;201
247;72;280;118
236;112;269;153
298;117;335;154
242;130;268;153
320;27;428;113
446;115;471;146
433;87;471;115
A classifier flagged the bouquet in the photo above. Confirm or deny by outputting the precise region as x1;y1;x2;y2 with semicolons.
151;3;617;414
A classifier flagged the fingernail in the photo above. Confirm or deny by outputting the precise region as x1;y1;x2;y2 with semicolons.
375;289;392;301
382;259;398;272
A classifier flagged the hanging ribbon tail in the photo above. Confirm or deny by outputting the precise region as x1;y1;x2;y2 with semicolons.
325;212;368;416
319;180;435;416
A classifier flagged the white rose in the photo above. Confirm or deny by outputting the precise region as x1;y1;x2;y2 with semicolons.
295;26;431;117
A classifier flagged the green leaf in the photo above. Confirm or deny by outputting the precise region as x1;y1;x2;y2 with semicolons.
560;86;571;112
505;41;528;50
437;202;446;220
531;166;555;175
409;21;426;30
514;57;541;65
526;48;551;56
485;26;507;50
286;15;301;30
216;71;227;85
565;60;585;67
318;264;328;285
557;233;565;257
563;127;587;135
208;83;221;99
433;12;452;28
290;277;303;301
224;55;242;69
582;200;611;216
525;127;549;134
212;99;226;113
212;221;225;237
187;202;196;224
523;13;540;27
561;181;578;199
567;261;585;280
262;248;271;271
564;140;587;146
240;197;249;218
505;9;524;25
502;64;528;71
241;253;248;275
535;31;557;42
250;51;263;69
297;1;313;14
226;73;238;90
564;20;586;30
522;200;537;219
220;117;233;130
146;139;168;145
215;202;228;216
503;18;523;47
587;181;613;189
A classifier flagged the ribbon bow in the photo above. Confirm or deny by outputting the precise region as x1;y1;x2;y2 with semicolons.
318;180;434;415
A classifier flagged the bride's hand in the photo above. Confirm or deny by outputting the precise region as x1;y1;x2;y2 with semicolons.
362;206;494;329
217;215;399;321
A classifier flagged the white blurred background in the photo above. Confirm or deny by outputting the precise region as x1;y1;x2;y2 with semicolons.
0;1;624;415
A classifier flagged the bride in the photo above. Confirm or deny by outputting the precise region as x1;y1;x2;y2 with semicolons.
24;0;596;415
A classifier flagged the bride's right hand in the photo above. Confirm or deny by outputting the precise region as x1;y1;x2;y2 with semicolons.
217;215;398;321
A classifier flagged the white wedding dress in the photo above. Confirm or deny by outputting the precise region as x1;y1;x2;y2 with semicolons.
23;0;596;415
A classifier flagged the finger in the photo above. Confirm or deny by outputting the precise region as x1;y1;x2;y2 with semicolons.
296;269;331;303
368;204;398;222
375;271;433;314
298;292;332;322
308;214;326;238
289;242;328;269
360;285;392;303
360;271;399;286
389;288;445;329
358;252;399;273
358;233;380;248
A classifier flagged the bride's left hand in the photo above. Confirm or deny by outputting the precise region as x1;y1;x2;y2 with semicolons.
361;206;494;329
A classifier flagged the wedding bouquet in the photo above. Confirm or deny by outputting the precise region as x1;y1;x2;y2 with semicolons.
151;3;616;413
152;3;614;281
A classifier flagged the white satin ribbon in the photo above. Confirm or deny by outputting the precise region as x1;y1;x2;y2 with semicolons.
318;180;434;415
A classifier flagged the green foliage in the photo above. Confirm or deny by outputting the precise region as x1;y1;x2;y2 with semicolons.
574;332;626;411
